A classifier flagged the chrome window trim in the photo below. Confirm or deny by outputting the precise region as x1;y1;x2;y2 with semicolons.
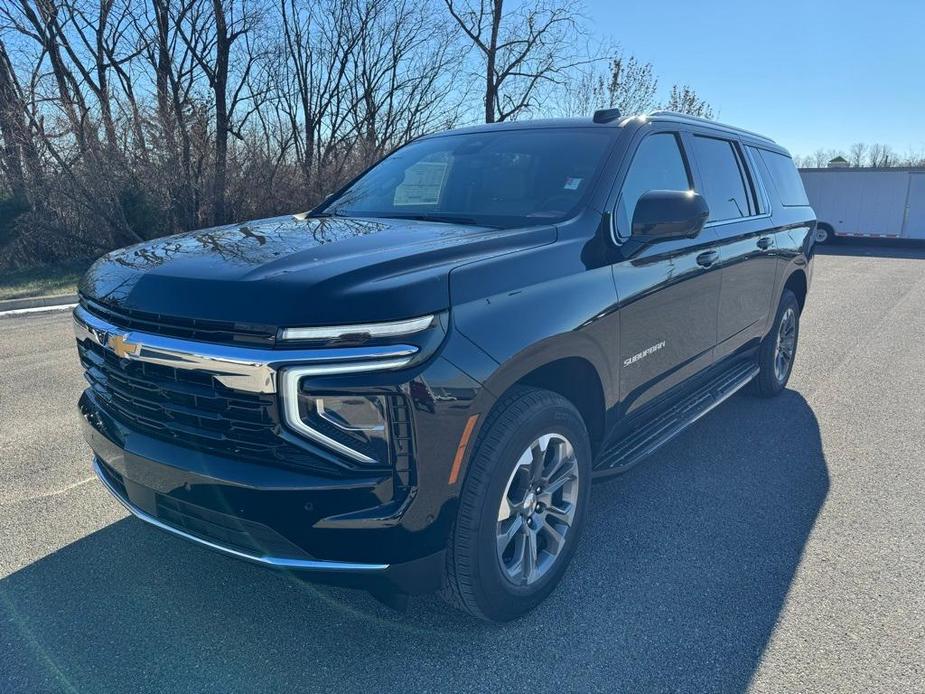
280;314;435;341
73;305;417;394
279;364;411;464
703;211;772;229
93;459;389;572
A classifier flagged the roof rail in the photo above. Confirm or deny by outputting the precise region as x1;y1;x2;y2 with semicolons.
592;108;622;124
647;110;776;144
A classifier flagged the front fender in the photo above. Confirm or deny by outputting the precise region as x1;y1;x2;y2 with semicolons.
449;233;620;412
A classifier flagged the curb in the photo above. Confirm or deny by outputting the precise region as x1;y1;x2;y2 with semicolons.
0;293;78;312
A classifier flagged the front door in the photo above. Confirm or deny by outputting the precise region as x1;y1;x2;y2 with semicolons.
610;130;721;416
903;173;925;240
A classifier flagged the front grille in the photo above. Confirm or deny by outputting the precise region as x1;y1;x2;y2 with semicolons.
78;338;337;473
79;296;277;347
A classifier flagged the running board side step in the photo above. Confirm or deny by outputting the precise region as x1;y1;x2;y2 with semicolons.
593;362;760;475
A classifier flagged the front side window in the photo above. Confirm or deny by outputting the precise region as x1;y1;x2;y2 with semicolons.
320;129;614;229
691;136;753;222
616;133;691;237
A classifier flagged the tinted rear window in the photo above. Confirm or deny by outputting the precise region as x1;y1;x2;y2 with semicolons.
691;136;752;221
759;150;809;206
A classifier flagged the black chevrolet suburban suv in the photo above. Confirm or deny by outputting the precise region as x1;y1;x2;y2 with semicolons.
75;110;815;621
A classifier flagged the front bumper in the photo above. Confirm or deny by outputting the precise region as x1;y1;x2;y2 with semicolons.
82;393;448;593
73;301;493;593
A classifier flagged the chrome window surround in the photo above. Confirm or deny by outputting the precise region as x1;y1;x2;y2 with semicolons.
280;314;435;341
93;458;389;572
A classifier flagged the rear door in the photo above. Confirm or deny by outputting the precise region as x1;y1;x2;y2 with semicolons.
903;173;925;239
610;129;722;416
686;133;778;361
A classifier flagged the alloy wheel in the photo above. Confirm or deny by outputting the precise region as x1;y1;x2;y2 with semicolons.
774;306;797;382
495;433;580;586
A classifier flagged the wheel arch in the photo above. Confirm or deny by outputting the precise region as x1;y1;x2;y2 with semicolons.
477;340;612;459
783;267;808;312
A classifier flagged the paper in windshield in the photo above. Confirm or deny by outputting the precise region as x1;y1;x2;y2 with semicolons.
393;161;448;206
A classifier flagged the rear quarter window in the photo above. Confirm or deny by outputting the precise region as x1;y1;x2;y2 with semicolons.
758;149;810;206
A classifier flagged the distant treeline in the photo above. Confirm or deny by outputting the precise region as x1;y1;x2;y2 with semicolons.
0;0;713;269
794;143;925;170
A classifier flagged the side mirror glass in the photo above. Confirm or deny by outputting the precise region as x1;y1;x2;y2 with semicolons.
631;190;710;243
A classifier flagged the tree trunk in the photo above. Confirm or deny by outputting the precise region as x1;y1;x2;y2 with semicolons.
211;0;230;226
0;42;29;206
484;0;503;123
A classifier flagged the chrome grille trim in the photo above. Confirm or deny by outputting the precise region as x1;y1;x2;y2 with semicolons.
73;305;418;394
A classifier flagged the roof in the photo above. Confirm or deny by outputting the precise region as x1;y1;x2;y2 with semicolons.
646;111;776;144
418;110;782;150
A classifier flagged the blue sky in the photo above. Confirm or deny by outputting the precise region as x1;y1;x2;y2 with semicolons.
584;0;925;157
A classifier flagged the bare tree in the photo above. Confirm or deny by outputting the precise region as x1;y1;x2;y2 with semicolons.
664;84;713;118
176;0;267;224
350;0;460;160
848;142;867;167
443;0;590;123
0;0;720;270
277;0;358;198
0;40;36;209
867;143;896;168
557;49;658;117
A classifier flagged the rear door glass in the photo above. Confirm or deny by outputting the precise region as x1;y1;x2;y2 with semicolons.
691;136;752;221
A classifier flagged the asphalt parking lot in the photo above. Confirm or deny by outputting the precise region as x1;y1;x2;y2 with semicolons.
1;243;923;693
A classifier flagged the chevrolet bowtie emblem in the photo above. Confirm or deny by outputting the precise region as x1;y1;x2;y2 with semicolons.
107;333;140;359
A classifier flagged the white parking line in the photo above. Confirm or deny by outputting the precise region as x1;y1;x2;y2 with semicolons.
0;303;77;318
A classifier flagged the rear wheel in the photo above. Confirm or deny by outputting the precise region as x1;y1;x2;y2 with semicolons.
751;289;800;397
814;224;833;244
441;387;592;622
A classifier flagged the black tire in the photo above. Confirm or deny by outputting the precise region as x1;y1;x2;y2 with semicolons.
815;223;840;245
751;289;800;397
441;386;592;622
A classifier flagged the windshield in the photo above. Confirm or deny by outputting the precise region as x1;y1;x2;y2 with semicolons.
319;128;614;229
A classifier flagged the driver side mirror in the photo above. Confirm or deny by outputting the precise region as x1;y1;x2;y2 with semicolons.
632;190;709;243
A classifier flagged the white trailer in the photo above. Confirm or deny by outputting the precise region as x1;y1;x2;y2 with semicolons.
799;168;925;242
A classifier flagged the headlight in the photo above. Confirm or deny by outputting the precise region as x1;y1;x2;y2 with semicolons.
279;314;436;342
280;362;414;464
299;394;390;463
282;385;391;464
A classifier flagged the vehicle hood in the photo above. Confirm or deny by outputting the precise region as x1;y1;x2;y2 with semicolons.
80;214;555;326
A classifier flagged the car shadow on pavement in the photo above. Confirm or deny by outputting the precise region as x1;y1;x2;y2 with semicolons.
1;390;828;693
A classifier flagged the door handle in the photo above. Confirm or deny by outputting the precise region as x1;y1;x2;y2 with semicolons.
696;250;719;268
757;237;772;250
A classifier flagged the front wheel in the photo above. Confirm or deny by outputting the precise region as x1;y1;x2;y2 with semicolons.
751;289;801;397
441;387;592;622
